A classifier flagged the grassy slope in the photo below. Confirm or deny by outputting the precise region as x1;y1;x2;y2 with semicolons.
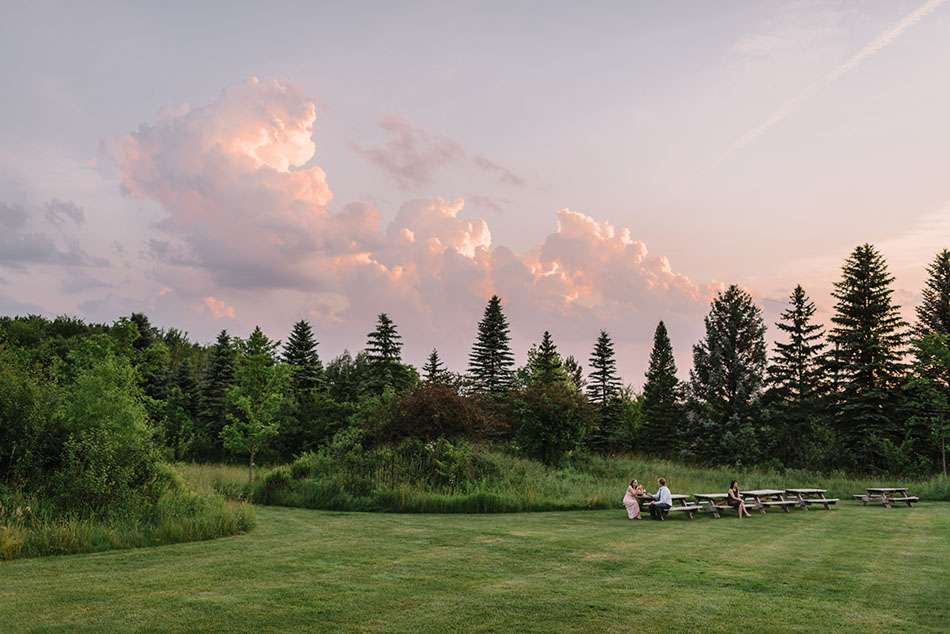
3;503;948;633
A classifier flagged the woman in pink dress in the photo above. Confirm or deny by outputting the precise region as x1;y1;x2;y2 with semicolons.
623;479;645;520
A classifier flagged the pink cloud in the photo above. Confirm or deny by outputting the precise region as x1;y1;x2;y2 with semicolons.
113;78;716;382
203;296;236;319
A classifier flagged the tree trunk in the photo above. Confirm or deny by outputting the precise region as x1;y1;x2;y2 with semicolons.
248;450;256;483
942;425;947;478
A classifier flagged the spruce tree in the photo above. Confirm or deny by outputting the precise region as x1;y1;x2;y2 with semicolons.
586;330;623;451
282;320;323;393
916;249;950;337
530;331;565;385
198;330;236;459
563;355;585;391
765;285;826;466
467;295;515;396
366;313;406;392
641;321;682;452
422;348;448;384
828;244;908;467
689;285;767;461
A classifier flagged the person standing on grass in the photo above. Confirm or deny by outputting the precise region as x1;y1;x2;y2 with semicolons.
727;480;752;518
623;479;645;520
649;477;672;520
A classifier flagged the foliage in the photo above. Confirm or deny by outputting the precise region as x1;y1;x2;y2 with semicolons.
585;330;623;452
282;319;323;394
467;295;515;396
640;321;683;453
828;244;908;469
916;248;950;336
514;381;594;465
380;384;491;443
688;284;767;463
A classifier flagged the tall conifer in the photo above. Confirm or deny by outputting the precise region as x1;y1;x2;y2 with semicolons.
468;295;515;396
828;244;907;466
366;313;406;392
641;321;681;450
198;330;236;458
283;320;323;393
916;249;950;337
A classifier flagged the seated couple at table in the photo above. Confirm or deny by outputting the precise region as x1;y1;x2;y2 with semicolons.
623;477;672;520
727;480;753;518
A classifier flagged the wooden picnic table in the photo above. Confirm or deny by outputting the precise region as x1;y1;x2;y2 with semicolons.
785;488;839;511
693;493;735;518
739;489;798;513
854;487;919;507
636;493;700;519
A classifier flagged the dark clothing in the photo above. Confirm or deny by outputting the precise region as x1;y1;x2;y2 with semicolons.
650;502;671;520
727;498;740;508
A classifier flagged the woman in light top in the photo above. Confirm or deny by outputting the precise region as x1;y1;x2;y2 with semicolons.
622;479;645;520
727;480;753;518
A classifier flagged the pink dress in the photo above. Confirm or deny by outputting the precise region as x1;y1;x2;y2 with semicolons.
623;486;641;519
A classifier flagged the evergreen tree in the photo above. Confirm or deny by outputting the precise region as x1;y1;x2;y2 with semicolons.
916;249;950;337
198;330;236;459
422;348;449;384
282;320;323;393
529;331;566;385
641;321;682;453
563;355;585;392
765;285;827;466
828;244;908;467
586;330;623;452
365;313;407;392
468;295;515;396
689;285;767;462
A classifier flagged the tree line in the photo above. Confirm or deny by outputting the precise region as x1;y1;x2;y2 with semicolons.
2;244;948;478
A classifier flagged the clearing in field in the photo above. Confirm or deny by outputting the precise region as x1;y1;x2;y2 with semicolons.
3;503;948;633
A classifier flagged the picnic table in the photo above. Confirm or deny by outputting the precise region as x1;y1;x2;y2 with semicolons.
636;493;700;519
739;489;798;513
693;493;738;518
853;487;919;507
785;488;838;511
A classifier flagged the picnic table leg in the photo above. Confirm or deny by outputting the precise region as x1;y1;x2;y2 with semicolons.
797;493;807;511
779;494;790;512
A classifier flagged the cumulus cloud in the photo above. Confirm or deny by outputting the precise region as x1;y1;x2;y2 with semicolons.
112;78;715;381
353;115;525;190
44;199;86;225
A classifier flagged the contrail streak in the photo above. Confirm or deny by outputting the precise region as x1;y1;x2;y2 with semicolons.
716;0;946;166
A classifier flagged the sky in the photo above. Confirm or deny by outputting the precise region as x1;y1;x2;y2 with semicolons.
1;1;949;384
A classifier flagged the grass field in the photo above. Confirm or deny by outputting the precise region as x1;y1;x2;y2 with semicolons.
3;502;948;633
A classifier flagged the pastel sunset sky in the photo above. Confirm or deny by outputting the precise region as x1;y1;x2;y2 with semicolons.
2;1;948;382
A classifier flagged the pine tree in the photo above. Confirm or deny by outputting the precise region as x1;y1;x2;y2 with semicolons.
765;285;826;466
468;295;515;396
689;285;767;461
828;244;908;467
563;355;585;391
530;331;565;385
641;321;682;452
366;313;406;392
282;320;323;393
586;330;623;451
916;249;950;337
422;348;448;384
198;330;236;459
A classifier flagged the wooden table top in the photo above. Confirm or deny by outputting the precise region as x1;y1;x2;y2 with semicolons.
786;488;827;494
637;494;690;501
866;487;909;493
694;493;729;499
741;489;786;497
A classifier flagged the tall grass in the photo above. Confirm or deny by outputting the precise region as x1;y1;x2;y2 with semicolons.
1;477;256;561
216;447;950;514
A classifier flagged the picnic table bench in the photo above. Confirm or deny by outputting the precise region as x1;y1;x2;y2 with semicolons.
636;494;701;520
785;488;838;510
853;487;919;507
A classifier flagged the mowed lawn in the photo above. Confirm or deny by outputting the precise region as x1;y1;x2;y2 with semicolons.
3;504;949;633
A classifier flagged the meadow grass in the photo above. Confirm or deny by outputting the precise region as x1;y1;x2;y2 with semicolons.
2;502;947;633
1;473;256;561
210;450;950;513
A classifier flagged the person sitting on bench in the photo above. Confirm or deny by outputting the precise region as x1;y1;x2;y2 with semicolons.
649;478;672;520
727;480;752;518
